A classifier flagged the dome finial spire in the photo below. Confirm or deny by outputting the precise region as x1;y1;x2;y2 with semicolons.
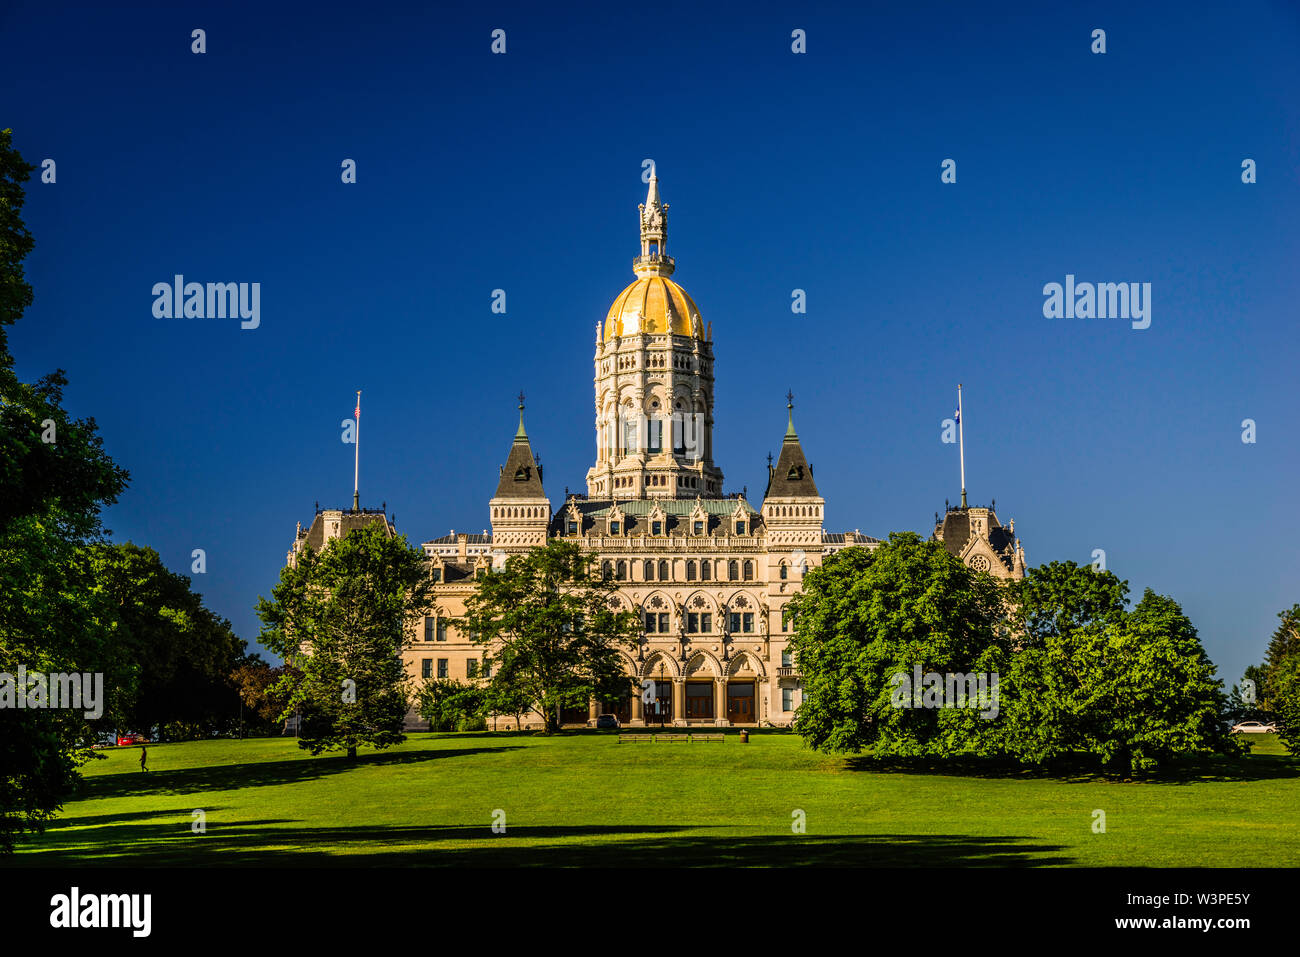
786;390;796;436
516;390;527;439
635;166;673;278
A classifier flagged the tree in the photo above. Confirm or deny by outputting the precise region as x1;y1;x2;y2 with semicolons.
483;670;534;732
1102;590;1240;770
792;544;1242;772
1264;604;1300;755
1000;562;1133;765
0;129;129;853
1272;656;1300;756
416;679;485;732
1005;564;1240;771
256;523;433;758
230;658;299;736
1226;663;1270;725
88;542;246;739
462;539;640;733
786;532;1010;757
1013;560;1129;643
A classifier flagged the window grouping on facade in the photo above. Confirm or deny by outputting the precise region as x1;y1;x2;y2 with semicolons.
601;556;763;584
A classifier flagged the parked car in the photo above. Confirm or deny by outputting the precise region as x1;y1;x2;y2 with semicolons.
115;733;151;746
595;714;620;729
1230;720;1277;734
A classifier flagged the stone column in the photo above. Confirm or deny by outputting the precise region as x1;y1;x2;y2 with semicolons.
672;678;685;727
714;677;727;727
588;698;599;724
631;690;644;726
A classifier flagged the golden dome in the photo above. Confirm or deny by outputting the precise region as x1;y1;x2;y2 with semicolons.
603;275;703;341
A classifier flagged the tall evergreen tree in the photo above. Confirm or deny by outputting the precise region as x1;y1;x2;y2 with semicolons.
1264;604;1300;755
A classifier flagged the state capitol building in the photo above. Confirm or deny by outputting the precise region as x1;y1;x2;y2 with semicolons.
290;171;1027;729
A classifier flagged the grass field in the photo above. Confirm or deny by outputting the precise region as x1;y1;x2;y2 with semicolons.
9;731;1299;867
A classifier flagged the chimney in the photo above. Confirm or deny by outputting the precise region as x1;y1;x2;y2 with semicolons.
457;533;468;562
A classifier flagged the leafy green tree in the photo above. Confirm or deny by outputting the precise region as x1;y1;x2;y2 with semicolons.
256;523;433;758
1005;563;1239;771
787;532;1010;757
1013;560;1129;642
1103;590;1240;770
483;671;535;731
463;539;639;733
1000;562;1133;764
88;542;245;739
416;678;485;732
0;129;129;853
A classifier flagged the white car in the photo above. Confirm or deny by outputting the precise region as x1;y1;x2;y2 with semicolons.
1230;720;1278;734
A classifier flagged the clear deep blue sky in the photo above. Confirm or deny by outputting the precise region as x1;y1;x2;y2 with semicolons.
5;1;1298;684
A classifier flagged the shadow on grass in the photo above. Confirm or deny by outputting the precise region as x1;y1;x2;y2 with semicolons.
844;750;1300;784
11;820;1073;868
79;746;522;800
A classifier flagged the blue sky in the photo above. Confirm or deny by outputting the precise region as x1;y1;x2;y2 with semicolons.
4;0;1298;684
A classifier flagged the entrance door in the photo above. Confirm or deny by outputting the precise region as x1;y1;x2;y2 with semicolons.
727;681;755;724
649;687;672;725
685;682;714;719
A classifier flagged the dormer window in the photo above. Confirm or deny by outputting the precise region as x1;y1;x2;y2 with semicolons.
515;466;530;482
694;521;704;535
567;520;578;534
610;521;620;535
652;521;663;536
736;521;746;535
787;465;802;480
431;567;442;583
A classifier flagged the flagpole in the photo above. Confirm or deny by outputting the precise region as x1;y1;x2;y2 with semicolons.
353;390;361;513
957;383;966;509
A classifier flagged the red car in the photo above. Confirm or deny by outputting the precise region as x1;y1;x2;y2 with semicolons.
116;733;150;746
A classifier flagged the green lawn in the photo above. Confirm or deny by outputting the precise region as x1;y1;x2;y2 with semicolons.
8;731;1299;867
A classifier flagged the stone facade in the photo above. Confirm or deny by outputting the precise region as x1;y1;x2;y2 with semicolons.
289;171;1027;731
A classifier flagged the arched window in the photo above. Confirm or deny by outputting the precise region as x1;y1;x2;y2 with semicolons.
686;560;697;581
616;560;627;581
601;560;612;580
701;560;711;581
743;560;754;581
622;408;638;453
728;560;739;581
644;560;654;580
779;563;788;580
800;561;810;576
658;560;669;581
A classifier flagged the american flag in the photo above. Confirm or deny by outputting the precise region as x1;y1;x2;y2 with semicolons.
354;394;361;419
954;408;960;424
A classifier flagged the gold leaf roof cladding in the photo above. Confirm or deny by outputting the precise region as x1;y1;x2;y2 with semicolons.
603;275;703;341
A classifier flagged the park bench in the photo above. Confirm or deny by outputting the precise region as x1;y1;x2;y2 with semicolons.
617;734;654;743
691;733;725;742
